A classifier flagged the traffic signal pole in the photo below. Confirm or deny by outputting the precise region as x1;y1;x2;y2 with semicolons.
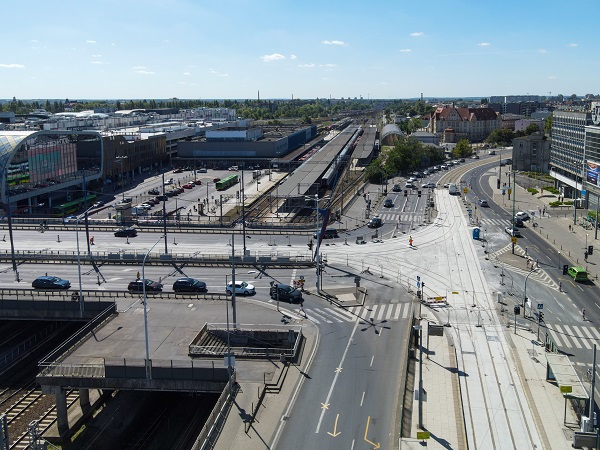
512;170;516;254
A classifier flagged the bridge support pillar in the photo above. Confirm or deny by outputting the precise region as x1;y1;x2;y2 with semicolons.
54;388;69;437
79;388;90;412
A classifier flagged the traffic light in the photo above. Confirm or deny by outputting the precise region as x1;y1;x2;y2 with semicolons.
589;245;594;256
497;179;501;189
563;264;568;275
418;191;422;197
513;305;520;315
308;241;313;250
538;312;544;322
404;190;408;197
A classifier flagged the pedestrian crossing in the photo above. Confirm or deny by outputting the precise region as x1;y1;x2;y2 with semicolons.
273;302;412;324
479;218;511;228
377;212;422;223
546;324;600;351
490;244;560;290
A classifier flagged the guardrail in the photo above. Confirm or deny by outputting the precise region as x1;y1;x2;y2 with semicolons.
0;288;230;302
0;249;316;267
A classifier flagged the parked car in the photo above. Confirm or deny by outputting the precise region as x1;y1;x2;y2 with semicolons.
479;199;489;207
121;197;133;203
156;195;168;201
515;211;530;221
128;279;163;292
270;283;303;303
213;178;221;183
173;277;208;293
173;168;183;173
183;183;194;189
505;226;522;237
148;188;160;195
63;216;80;224
193;179;202;185
198;168;208;173
225;281;255;296
367;217;383;228
114;227;138;237
32;276;71;290
514;218;524;227
384;198;394;208
92;201;105;208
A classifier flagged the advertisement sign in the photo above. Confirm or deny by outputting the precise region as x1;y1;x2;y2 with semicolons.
586;160;600;186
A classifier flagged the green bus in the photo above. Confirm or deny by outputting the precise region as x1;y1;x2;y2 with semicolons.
216;174;238;191
51;194;97;217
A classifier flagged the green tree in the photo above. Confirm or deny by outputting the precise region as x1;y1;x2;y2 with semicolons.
525;123;541;135
544;114;553;135
486;128;514;146
452;139;472;158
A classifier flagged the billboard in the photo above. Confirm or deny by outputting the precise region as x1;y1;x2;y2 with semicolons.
586;160;600;187
28;143;78;184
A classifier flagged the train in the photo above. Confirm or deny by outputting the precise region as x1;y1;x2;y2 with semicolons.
320;127;363;189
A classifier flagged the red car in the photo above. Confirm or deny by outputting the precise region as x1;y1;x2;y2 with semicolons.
183;183;194;189
194;179;202;185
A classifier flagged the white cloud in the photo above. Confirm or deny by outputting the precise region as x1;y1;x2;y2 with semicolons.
321;40;348;46
290;54;297;60
30;39;38;43
321;63;337;68
548;75;557;79
209;68;229;77
92;54;102;58
135;69;154;75
537;48;548;54
183;71;191;76
478;42;491;47
0;64;25;69
568;43;578;47
380;81;389;85
133;65;147;70
399;49;412;53
91;61;107;65
261;53;286;62
85;40;96;44
410;32;424;37
298;63;315;68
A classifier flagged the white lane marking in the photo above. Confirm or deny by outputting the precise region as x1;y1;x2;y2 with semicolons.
307;309;331;323
550;325;566;348
313;308;342;323
360;391;365;407
370;355;374;367
402;303;411;319
562;324;583;349
393;303;402;320
290;269;297;286
326;307;355;322
375;305;386;321
315;317;361;433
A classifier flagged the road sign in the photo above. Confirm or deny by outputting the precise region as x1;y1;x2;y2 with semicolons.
511;236;518;244
417;431;431;440
537;303;543;310
463;187;468;194
417;281;421;288
582;189;587;196
502;189;506;195
560;385;573;394
507;188;512;195
452;291;459;294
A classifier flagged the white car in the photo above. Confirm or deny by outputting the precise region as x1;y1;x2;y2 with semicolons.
225;281;255;296
515;211;530;221
505;226;522;237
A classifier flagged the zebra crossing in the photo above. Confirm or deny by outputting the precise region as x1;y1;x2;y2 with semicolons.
490;244;560;290
479;217;511;228
377;212;422;223
546;324;600;351
273;302;412;325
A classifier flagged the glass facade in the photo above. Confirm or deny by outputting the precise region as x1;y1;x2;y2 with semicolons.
550;111;591;178
0;131;102;207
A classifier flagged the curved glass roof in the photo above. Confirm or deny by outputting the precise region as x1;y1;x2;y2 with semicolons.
0;131;36;174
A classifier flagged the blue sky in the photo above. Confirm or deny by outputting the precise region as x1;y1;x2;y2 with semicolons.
2;0;599;100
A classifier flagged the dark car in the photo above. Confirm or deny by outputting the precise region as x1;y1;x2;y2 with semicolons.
32;276;71;290
367;217;383;228
313;229;339;239
114;227;138;237
173;277;208;293
173;168;183;173
384;198;394;208
148;188;160;195
392;184;402;192
128;279;163;293
514;217;524;227
270;283;303;303
479;199;489;207
156;195;168;201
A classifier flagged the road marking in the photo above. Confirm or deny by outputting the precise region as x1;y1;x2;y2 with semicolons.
315;317;360;433
321;403;329;409
360;391;365;406
327;413;341;437
370;355;374;367
562;325;583;349
363;416;381;449
375;305;386;321
402;303;410;319
310;309;335;323
393;304;402;320
290;269;297;286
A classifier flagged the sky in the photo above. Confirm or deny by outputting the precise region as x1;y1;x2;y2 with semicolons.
1;0;599;101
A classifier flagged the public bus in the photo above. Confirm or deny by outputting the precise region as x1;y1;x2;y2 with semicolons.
51;195;97;217
215;174;238;191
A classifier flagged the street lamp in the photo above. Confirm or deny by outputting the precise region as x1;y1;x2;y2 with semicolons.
413;324;424;429
523;266;537;317
142;234;166;380
76;205;95;317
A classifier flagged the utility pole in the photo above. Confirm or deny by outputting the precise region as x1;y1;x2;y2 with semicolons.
511;170;516;254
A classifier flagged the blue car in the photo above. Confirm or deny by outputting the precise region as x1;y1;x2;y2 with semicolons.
32;276;71;290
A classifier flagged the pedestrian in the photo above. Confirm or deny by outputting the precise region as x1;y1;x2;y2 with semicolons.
526;258;530;267
542;206;546;216
583;308;586;320
569;224;572;232
585;251;589;261
559;281;562;292
525;247;528;256
409;236;413;247
136;271;140;280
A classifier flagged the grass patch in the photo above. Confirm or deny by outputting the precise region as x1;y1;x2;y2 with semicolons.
527;188;538;195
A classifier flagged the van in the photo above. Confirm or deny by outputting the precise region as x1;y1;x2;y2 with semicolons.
448;183;459;195
314;229;339;239
567;266;588;282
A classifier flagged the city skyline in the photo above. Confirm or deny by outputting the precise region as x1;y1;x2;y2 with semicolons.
2;0;599;100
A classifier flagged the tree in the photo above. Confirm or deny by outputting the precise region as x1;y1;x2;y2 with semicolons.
525;123;541;135
452;139;472;158
544;114;553;135
486;128;514;146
